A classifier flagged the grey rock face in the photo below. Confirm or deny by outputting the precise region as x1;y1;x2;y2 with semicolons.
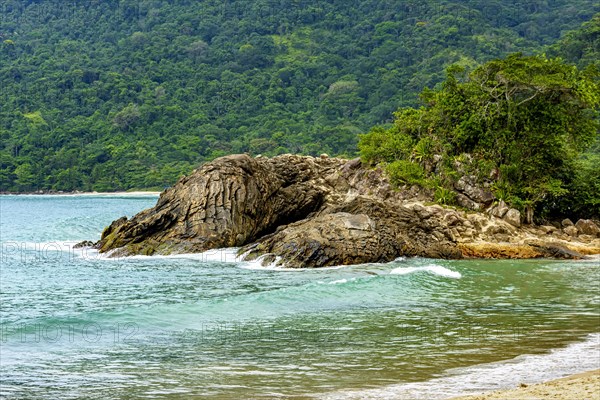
454;175;495;208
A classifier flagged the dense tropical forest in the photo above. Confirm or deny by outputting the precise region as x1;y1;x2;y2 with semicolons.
1;1;599;206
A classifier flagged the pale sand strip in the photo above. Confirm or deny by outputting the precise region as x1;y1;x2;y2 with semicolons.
450;369;600;400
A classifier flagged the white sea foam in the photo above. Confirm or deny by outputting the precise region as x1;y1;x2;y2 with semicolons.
328;278;349;285
22;243;244;263
320;333;600;399
126;247;242;263
390;264;462;279
239;254;286;270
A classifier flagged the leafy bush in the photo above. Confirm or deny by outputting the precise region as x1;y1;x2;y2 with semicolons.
359;126;414;165
545;153;600;219
434;186;457;205
386;160;425;187
412;137;434;163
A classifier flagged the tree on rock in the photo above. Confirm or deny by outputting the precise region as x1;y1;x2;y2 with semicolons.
360;53;600;221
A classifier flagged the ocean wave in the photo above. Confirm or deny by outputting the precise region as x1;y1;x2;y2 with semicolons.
390;265;462;279
238;254;286;270
125;248;242;263
77;246;244;263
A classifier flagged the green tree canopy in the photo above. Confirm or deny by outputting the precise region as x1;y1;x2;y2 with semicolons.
360;54;600;220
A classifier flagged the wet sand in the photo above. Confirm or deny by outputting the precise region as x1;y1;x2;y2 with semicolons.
450;369;600;400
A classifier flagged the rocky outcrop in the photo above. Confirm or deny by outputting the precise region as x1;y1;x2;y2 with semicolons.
96;154;338;256
488;200;509;219
241;198;462;268
93;154;600;267
454;175;495;210
575;219;600;236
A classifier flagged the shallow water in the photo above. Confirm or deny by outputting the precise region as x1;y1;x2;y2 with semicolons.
0;195;599;399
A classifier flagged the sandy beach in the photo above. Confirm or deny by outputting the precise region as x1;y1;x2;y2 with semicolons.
450;369;600;400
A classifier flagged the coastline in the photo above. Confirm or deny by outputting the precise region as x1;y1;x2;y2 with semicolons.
0;191;161;197
449;369;600;400
321;333;600;399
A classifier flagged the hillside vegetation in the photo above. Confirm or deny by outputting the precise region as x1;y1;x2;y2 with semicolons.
359;53;599;220
1;0;598;192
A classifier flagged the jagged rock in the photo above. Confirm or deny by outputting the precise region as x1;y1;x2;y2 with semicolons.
241;198;462;268
579;235;596;243
575;219;600;237
503;209;521;227
561;218;574;227
483;221;515;236
529;244;584;259
459;243;585;260
454;175;495;206
73;240;95;249
563;226;579;237
488;200;509;218
97;154;343;256
456;193;480;210
540;225;556;234
94;154;600;266
241;212;397;268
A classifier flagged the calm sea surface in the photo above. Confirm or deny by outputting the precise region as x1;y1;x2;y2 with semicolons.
0;195;598;399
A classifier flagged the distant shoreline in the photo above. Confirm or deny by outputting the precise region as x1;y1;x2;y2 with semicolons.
0;191;161;196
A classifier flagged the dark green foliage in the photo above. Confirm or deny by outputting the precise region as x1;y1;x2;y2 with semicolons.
548;13;600;219
360;53;600;220
387;160;425;187
549;13;600;68
1;1;598;191
547;149;600;219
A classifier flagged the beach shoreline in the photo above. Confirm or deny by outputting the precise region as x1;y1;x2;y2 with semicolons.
0;191;161;196
449;369;600;400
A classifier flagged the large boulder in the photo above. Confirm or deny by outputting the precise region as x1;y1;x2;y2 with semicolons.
488;200;510;219
97;154;340;256
96;154;463;264
241;212;398;268
575;219;600;237
563;226;579;237
456;193;480;211
503;208;521;227
561;218;574;227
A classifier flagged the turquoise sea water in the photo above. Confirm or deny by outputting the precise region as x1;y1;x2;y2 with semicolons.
0;195;599;399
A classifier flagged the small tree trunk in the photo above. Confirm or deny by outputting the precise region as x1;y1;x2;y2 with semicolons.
524;205;534;225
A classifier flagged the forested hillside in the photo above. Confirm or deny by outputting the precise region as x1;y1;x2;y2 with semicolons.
1;0;598;192
358;13;600;220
